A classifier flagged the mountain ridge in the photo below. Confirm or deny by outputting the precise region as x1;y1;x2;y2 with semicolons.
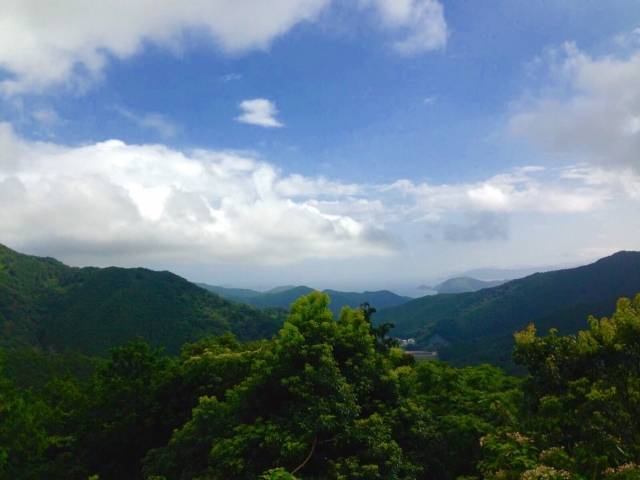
376;250;640;370
0;243;285;356
197;282;413;315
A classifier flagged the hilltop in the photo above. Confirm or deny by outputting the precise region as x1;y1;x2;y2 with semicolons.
0;243;285;356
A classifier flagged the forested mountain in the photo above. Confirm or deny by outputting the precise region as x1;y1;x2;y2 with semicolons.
0;243;285;356
198;282;413;315
431;276;507;294
376;251;640;369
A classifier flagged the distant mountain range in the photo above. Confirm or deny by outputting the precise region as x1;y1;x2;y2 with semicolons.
0;243;285;356
376;251;640;372
3;241;639;374
196;283;413;316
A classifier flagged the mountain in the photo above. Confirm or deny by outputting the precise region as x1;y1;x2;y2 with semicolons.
242;286;316;309
195;283;262;301
0;244;285;356
322;289;413;314
432;277;507;294
459;261;587;281
264;285;297;294
203;283;413;316
376;251;640;370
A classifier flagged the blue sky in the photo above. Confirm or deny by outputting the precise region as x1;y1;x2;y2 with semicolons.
1;1;640;294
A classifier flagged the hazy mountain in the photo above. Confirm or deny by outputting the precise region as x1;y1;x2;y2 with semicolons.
242;286;316;309
206;284;413;316
264;285;297;294
376;251;640;371
321;289;413;315
0;243;285;356
195;283;262;299
432;277;507;294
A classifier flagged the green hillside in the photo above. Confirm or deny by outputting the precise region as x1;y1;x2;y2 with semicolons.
376;251;640;369
0;244;285;356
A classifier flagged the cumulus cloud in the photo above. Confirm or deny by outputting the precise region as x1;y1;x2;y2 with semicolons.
0;0;447;95
0;123;394;265
0;124;636;265
360;0;447;54
510;42;640;172
236;99;284;128
0;0;331;94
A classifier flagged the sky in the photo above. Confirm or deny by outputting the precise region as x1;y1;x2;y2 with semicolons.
1;0;640;294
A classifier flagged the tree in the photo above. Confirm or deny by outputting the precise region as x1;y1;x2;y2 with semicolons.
144;292;438;479
359;302;400;354
479;294;640;479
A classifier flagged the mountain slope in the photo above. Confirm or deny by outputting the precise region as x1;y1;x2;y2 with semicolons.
376;251;640;368
0;244;284;356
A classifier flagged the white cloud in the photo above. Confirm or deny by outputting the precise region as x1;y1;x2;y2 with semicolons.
0;0;447;95
383;167;620;221
510;42;640;172
0;0;331;94
116;107;178;138
236;99;284;128
0;124;637;266
0;123;393;265
360;0;447;54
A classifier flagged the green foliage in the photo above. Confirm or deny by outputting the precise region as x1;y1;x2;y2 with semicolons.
0;347;99;391
478;294;640;479
3;287;640;480
143;292;438;479
0;360;62;479
413;361;521;478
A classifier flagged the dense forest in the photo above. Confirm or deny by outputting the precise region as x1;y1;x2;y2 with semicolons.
0;243;286;356
2;290;640;479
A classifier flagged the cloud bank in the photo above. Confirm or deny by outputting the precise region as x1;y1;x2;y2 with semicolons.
0;123;395;265
510;42;640;173
1;124;636;264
